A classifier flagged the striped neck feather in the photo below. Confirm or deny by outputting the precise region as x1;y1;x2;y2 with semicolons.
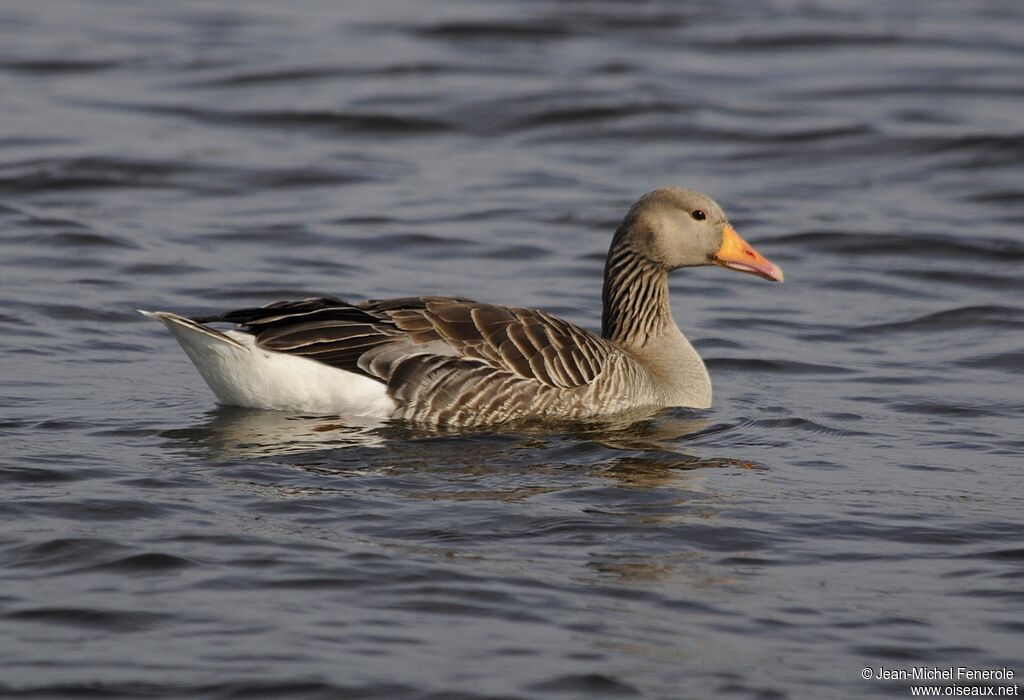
601;241;673;348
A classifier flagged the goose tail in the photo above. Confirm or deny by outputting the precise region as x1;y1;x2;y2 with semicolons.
139;310;245;349
139;310;256;406
139;310;395;415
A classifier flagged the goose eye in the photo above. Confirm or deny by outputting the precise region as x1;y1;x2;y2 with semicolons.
691;209;706;221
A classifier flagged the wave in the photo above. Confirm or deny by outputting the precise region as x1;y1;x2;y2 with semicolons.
706;357;856;375
763;231;1024;262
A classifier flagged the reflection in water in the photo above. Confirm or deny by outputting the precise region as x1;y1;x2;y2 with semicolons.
160;407;763;480
160;407;388;458
583;554;736;588
159;409;763;596
158;408;765;549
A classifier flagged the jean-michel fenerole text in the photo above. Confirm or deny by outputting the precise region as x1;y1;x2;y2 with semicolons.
872;667;1014;682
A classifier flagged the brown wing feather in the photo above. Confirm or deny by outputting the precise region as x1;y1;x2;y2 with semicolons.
195;296;613;390
394;299;609;388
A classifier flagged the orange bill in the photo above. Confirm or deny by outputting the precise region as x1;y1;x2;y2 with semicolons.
713;225;784;282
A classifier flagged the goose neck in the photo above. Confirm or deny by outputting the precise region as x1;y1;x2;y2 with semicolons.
601;243;673;348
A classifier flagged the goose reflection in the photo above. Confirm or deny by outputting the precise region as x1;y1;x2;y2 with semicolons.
160;407;390;459
159;407;762;484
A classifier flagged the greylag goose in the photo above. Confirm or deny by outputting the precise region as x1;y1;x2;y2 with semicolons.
143;188;782;426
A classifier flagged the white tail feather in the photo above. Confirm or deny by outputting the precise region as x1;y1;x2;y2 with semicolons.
140;310;396;416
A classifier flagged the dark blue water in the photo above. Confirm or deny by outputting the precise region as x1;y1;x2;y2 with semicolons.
1;1;1022;698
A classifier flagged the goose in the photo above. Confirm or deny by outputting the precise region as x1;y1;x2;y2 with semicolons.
142;188;783;427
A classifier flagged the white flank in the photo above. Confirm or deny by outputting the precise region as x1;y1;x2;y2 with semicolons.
140;311;397;416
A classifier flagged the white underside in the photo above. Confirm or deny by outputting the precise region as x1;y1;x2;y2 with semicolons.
144;311;397;416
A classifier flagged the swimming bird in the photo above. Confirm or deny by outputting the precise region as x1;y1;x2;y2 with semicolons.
142;188;783;427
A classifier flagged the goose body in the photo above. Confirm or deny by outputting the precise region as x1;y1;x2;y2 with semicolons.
145;188;782;427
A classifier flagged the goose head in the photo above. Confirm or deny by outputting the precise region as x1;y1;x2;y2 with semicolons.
618;187;784;282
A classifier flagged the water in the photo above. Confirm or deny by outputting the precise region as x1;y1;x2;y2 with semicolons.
1;0;1022;697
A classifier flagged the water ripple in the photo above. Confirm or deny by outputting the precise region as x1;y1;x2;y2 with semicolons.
1;0;1022;697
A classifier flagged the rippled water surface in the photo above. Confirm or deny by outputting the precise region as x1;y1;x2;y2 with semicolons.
2;1;1023;698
